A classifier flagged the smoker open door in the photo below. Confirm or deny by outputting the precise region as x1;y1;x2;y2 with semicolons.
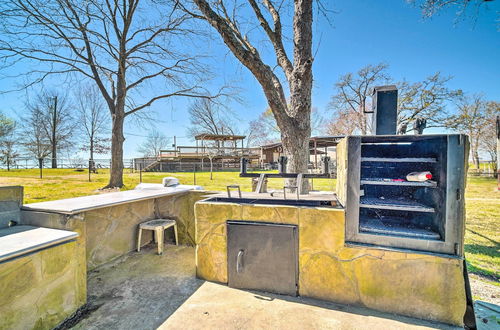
227;221;298;296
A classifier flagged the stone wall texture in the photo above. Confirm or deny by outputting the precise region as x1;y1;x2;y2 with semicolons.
194;201;467;326
0;186;23;228
0;240;86;330
21;190;213;271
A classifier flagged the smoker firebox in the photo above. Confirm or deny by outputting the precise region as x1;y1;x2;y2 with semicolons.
337;134;469;256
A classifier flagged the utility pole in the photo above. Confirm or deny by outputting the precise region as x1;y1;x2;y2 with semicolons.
51;96;58;168
496;116;499;190
39;158;43;179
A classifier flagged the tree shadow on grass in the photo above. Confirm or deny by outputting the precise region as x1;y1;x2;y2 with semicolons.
467;228;500;246
465;228;499;281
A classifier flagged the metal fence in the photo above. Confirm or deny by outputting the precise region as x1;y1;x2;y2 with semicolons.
0;157;135;170
468;161;498;177
0;157;497;178
133;158;248;172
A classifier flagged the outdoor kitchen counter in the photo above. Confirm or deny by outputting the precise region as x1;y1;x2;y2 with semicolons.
20;185;211;270
0;226;86;330
0;225;77;262
21;185;202;214
194;197;467;326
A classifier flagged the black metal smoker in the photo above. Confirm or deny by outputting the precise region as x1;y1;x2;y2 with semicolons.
336;85;475;328
337;85;469;256
338;134;468;255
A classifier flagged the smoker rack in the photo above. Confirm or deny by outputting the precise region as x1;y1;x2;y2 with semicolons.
359;196;434;213
359;152;441;241
359;216;441;240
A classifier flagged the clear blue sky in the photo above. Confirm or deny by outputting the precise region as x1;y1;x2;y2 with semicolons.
0;0;498;159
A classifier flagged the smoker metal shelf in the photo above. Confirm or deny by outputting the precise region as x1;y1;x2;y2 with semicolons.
360;178;437;188
361;157;437;163
359;217;441;240
360;197;435;213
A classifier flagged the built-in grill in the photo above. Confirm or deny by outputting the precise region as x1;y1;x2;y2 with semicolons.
203;196;339;208
195;85;474;326
337;134;469;256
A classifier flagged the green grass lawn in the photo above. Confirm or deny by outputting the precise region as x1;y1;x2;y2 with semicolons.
0;168;498;283
0;168;337;203
464;177;499;282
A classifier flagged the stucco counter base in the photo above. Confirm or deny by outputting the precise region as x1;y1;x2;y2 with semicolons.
194;201;467;326
21;190;211;270
0;236;86;330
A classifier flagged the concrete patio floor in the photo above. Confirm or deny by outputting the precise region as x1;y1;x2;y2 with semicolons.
159;281;459;330
67;244;459;330
69;245;204;330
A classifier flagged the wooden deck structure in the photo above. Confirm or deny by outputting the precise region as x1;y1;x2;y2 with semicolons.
136;134;260;172
134;134;344;172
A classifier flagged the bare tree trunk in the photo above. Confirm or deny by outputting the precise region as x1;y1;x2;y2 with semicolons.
209;158;213;180
51;145;57;168
496;116;499;183
89;133;94;161
51;96;58;168
193;0;314;190
282;0;313;190
106;112;125;188
106;53;127;188
281;127;310;174
360;101;367;135
473;150;480;170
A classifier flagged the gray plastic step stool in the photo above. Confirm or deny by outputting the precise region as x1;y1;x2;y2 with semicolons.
137;219;178;255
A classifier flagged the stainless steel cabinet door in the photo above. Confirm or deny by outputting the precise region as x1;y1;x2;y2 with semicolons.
227;221;298;296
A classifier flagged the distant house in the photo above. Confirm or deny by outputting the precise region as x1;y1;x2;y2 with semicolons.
259;136;343;169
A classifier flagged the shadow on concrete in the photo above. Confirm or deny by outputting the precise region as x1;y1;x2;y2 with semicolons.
69;244;204;330
248;290;458;329
159;281;460;330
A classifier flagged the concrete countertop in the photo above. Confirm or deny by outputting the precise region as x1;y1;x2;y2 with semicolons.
0;225;78;262
22;185;202;215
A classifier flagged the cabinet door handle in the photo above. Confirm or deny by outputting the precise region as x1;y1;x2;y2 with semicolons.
236;249;244;273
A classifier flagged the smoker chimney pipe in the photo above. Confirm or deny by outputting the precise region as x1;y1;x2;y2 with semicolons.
370;85;398;135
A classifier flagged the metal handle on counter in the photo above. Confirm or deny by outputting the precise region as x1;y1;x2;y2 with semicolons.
227;185;242;198
236;249;244;273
